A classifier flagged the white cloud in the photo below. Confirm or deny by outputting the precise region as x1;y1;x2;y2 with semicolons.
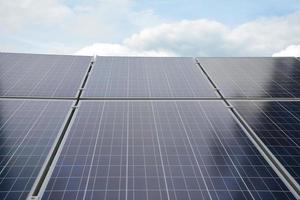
272;44;300;57
0;0;162;44
64;0;161;40
124;20;229;56
0;0;166;55
76;12;300;56
75;43;175;56
0;0;72;31
2;1;300;56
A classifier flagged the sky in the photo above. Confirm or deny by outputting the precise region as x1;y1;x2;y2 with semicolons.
1;0;300;56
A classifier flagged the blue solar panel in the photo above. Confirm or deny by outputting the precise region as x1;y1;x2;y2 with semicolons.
42;101;295;200
0;53;91;98
0;53;298;199
82;57;217;98
198;57;300;98
231;101;300;185
0;99;73;199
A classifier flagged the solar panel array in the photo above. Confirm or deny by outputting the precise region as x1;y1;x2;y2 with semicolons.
0;53;299;200
230;101;300;184
42;101;295;200
83;57;217;98
0;53;90;98
198;57;300;98
0;99;73;199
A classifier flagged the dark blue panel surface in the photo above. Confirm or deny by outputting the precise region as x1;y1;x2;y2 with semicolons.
198;57;300;98
0;53;91;98
42;101;295;200
231;101;300;184
0;99;72;200
83;57;217;98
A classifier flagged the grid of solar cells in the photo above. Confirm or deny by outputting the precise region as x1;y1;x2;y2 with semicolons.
279;101;300;120
0;53;91;98
83;57;217;98
0;99;72;200
231;101;300;185
42;101;295;200
198;57;300;98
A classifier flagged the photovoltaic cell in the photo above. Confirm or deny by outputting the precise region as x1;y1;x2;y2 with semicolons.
0;53;91;98
83;57;217;98
0;99;73;199
42;101;295;200
231;101;300;185
198;57;300;98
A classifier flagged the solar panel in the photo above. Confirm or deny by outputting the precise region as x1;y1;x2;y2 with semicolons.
82;57;217;98
198;57;300;98
42;101;295;200
0;99;73;199
231;101;300;184
0;53;91;98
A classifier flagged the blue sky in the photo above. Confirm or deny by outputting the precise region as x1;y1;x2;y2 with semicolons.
133;0;300;24
1;0;300;56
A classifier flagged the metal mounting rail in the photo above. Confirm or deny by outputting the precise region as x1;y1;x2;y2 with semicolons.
195;58;300;199
27;56;96;200
75;56;96;104
224;97;300;101
80;97;222;101
0;96;76;100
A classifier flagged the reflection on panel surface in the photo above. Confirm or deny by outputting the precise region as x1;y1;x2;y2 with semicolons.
231;101;300;185
0;53;91;97
43;101;295;200
198;57;300;98
83;57;217;98
0;99;72;199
